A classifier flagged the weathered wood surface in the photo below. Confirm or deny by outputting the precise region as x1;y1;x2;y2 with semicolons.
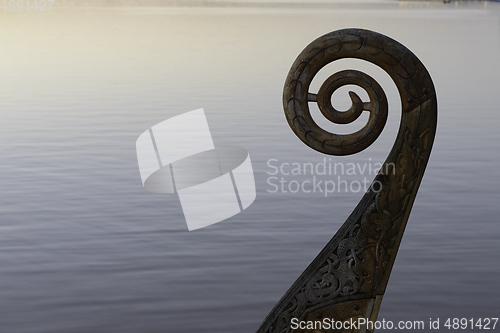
257;28;437;333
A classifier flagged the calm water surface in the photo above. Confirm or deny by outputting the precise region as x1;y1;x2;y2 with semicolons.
0;1;499;332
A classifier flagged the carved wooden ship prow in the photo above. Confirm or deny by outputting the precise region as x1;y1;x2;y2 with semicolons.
257;28;437;333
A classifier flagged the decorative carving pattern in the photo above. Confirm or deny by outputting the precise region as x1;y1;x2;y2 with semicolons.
257;29;437;333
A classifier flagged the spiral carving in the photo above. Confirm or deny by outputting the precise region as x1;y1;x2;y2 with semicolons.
284;28;434;157
258;29;437;333
314;69;388;154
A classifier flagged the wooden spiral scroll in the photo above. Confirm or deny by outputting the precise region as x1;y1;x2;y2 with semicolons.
257;29;437;333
